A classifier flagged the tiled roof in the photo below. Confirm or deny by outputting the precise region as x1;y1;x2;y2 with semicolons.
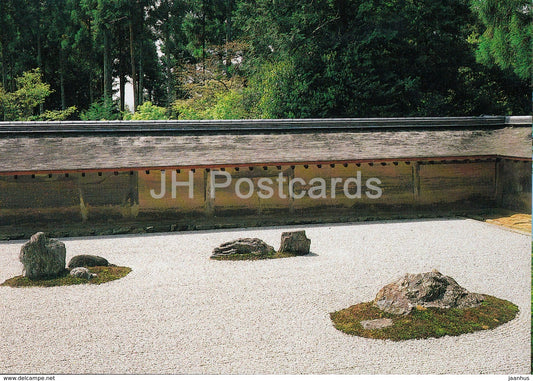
0;117;530;172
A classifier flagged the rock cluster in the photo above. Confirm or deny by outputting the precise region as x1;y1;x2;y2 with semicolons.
373;269;484;315
211;230;312;259
18;232;110;281
19;232;66;280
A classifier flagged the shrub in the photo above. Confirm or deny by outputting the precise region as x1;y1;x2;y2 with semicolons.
125;101;168;120
80;98;121;120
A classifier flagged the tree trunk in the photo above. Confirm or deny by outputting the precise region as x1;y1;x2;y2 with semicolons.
88;22;94;105
37;23;44;114
119;71;125;112
163;18;174;107
138;45;143;105
103;27;112;103
9;63;14;92
129;19;138;111
0;47;6;91
89;69;94;105
166;53;173;107
60;48;66;110
225;0;232;71
202;0;206;83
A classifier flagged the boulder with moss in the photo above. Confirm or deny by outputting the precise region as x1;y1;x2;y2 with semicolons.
19;232;66;280
373;269;484;315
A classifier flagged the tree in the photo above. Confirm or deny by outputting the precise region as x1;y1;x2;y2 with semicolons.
0;0;528;119
151;0;189;107
125;101;168;119
0;0;19;92
0;68;52;120
471;0;532;81
237;0;529;117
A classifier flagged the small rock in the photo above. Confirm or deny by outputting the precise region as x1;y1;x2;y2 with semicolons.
70;267;96;279
278;230;311;255
19;232;66;280
68;255;109;269
360;318;394;330
373;270;484;315
112;227;131;235
211;238;275;259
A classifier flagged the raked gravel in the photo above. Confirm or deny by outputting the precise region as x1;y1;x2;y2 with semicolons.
0;218;530;374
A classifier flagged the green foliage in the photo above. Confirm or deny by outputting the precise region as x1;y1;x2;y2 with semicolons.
210;89;248;119
0;0;529;119
471;0;532;81
247;59;302;118
32;106;78;121
80;98;122;120
172;99;208;120
172;80;217;119
172;88;250;120
237;0;530;117
124;101;168;120
171;58;251;120
0;69;52;120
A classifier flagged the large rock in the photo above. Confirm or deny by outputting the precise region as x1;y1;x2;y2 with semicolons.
278;230;311;255
211;238;275;259
373;270;484;315
68;255;109;269
19;232;66;280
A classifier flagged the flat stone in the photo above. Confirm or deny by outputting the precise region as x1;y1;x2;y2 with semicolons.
360;318;394;330
211;238;275;259
70;267;96;279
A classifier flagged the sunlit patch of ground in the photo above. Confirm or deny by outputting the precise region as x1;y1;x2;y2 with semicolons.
484;213;531;233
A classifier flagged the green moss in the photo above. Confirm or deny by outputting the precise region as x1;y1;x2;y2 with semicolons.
330;295;518;341
210;251;300;261
0;266;131;287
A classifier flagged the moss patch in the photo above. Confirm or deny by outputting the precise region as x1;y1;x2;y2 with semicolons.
330;295;518;341
0;266;131;287
210;251;300;261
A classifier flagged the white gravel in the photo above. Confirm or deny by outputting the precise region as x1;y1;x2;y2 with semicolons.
0;218;530;374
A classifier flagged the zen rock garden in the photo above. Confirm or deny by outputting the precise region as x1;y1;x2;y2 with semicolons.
1;232;130;287
2;231;519;342
330;269;519;340
211;230;311;260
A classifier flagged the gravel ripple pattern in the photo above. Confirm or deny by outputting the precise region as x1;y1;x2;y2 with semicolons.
0;219;530;374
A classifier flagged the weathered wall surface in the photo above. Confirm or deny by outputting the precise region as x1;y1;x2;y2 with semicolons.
0;158;528;230
496;160;532;212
